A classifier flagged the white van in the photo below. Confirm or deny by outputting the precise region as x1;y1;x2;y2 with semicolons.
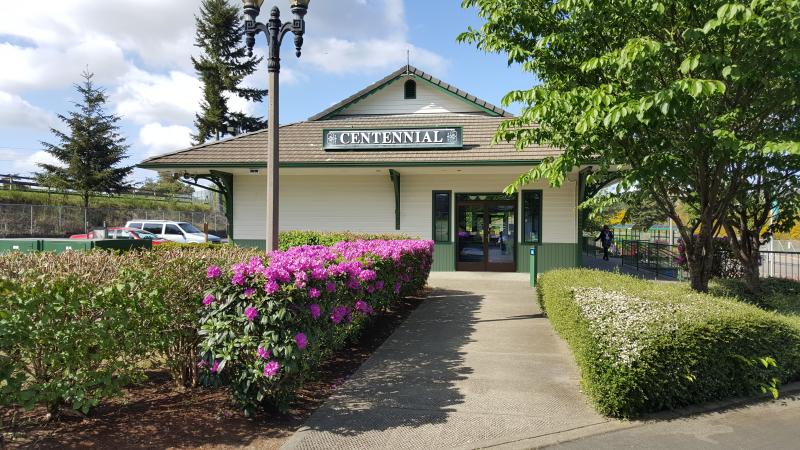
125;220;222;244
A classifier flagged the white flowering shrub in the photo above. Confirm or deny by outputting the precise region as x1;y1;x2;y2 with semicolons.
538;269;800;417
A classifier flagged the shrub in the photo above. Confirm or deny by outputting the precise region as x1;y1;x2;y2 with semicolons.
538;269;800;418
278;230;414;250
710;278;800;316
121;245;263;388
198;240;433;414
677;236;745;279
0;251;150;415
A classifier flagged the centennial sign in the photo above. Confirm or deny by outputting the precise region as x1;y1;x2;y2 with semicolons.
323;127;463;150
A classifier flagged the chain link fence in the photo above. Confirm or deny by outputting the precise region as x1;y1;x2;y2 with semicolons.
0;204;228;238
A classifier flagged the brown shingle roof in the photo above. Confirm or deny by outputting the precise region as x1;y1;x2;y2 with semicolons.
138;113;560;168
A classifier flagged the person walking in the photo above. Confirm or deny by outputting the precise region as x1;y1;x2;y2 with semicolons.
595;225;614;261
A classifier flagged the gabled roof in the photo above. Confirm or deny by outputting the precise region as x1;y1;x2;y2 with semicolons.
138;113;558;169
307;65;514;121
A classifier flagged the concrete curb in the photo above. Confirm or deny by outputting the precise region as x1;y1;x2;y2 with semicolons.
526;381;800;449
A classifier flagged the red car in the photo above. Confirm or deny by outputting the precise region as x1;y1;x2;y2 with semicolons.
70;227;168;245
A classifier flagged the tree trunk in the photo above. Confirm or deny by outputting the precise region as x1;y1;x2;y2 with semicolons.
83;192;90;233
684;227;714;292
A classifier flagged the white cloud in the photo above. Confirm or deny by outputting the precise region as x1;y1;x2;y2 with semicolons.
114;69;202;126
138;123;194;158
304;38;448;75
0;39;130;94
0;0;197;70
0;149;62;177
0;92;58;130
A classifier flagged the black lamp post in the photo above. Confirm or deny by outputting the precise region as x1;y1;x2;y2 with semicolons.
242;0;310;252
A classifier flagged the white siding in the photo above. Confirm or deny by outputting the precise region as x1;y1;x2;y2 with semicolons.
401;174;576;243
341;78;484;116
233;172;576;244
233;175;267;239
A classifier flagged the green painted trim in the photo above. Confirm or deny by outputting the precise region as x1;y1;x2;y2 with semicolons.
322;125;464;151
521;189;543;244
389;169;401;230
432;242;456;272
431;190;452;243
139;160;542;170
138;162;267;169
324;74;502;120
414;75;502;117
319;74;403;120
234;239;266;251
517;243;579;274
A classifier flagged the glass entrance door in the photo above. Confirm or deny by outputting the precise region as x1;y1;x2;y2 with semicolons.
456;195;516;272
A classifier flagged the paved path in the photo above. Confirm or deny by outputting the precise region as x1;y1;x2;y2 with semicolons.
550;390;800;449
582;254;678;282
282;272;624;450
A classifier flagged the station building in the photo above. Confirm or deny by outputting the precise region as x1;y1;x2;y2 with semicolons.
139;65;585;273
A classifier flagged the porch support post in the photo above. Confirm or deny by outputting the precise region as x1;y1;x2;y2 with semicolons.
389;169;401;230
211;170;234;241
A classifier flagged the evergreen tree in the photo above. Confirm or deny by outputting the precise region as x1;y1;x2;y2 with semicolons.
192;0;267;144
140;173;195;196
37;71;132;216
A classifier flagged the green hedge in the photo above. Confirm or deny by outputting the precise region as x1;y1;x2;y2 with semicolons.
278;230;414;250
0;246;262;414
538;269;800;418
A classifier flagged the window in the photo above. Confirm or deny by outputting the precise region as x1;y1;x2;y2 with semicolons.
432;191;451;242
178;222;201;233
164;224;183;235
142;223;163;234
116;230;131;239
128;222;142;230
522;190;542;243
404;79;416;99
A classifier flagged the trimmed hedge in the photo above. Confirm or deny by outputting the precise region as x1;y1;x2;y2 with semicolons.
538;269;800;418
0;246;263;413
278;230;414;250
199;240;433;414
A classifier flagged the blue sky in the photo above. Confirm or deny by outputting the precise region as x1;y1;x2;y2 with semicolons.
0;0;533;183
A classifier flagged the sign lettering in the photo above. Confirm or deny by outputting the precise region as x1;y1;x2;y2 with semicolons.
324;127;462;150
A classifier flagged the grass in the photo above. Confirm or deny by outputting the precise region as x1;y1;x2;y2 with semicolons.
0;189;211;212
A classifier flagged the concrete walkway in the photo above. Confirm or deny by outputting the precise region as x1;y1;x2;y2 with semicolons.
282;272;626;450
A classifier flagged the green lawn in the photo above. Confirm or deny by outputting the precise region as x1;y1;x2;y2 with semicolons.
0;189;211;212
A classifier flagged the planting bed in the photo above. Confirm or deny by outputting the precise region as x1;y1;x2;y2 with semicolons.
1;290;427;449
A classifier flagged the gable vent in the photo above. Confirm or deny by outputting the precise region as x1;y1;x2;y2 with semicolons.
404;79;417;100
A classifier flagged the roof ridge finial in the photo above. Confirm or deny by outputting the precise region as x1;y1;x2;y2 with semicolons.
406;49;410;74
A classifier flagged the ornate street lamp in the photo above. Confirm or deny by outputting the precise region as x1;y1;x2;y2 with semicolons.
242;0;310;252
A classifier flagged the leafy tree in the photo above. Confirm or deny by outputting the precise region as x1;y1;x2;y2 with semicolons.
460;0;800;291
140;173;195;197
192;0;266;144
721;152;800;291
37;71;132;223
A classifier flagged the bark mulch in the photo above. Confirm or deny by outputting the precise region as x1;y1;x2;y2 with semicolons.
1;292;427;449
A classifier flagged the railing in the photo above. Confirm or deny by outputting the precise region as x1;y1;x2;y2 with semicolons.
583;237;685;280
0;174;198;203
0;204;228;238
584;237;800;282
760;251;800;281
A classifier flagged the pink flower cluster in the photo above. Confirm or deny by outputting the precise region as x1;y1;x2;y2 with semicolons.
201;239;433;388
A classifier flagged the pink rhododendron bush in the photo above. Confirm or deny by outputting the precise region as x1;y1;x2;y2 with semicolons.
198;239;433;414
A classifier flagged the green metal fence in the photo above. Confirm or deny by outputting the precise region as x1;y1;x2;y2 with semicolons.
0;239;152;253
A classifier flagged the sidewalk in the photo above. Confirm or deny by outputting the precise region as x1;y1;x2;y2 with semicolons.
582;254;678;281
281;272;626;450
